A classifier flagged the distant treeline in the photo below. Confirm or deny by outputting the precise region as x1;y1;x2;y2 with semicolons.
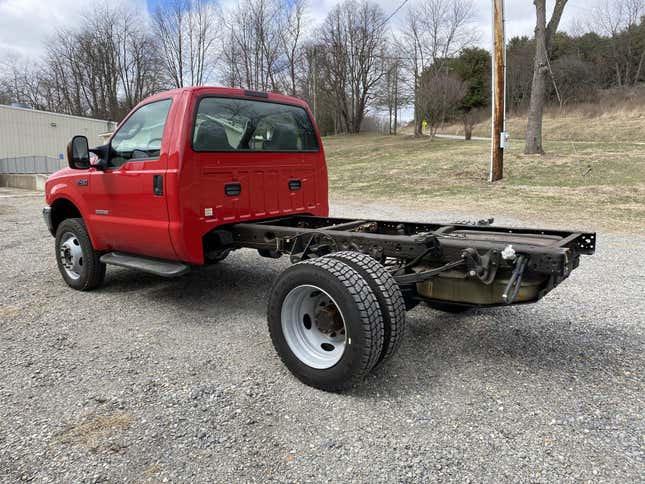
0;0;643;136
508;24;645;112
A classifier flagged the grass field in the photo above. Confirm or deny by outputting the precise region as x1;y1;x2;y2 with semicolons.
440;103;645;143
323;128;645;233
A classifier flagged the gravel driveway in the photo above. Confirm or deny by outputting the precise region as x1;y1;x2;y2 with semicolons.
0;188;642;482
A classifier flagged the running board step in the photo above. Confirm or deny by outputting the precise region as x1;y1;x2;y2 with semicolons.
100;252;190;278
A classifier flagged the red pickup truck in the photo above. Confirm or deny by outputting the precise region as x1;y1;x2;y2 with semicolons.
43;87;595;391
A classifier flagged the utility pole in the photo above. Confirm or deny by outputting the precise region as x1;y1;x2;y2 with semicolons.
490;0;507;182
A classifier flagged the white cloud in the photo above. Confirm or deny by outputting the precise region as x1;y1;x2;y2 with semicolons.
0;0;147;61
0;0;603;63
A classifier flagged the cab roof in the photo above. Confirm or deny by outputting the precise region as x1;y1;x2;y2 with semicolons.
144;86;309;109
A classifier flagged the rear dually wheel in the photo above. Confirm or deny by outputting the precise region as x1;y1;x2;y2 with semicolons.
326;251;406;367
267;257;384;392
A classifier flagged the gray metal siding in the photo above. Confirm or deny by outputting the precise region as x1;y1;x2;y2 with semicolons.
0;156;63;174
0;105;117;173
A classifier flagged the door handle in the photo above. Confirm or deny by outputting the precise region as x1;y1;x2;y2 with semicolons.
225;182;241;196
153;175;163;195
288;179;302;191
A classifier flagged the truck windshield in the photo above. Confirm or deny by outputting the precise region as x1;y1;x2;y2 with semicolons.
192;97;319;152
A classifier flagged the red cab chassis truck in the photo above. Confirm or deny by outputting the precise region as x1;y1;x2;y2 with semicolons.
43;87;596;391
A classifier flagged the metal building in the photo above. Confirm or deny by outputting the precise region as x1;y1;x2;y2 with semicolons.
0;105;117;174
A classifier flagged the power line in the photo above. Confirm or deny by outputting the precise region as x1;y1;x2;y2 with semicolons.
380;0;410;28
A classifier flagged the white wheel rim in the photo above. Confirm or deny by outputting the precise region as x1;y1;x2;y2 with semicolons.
59;232;84;280
281;284;347;369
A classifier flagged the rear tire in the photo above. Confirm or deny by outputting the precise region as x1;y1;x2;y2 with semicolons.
326;252;406;366
55;218;106;291
267;257;384;392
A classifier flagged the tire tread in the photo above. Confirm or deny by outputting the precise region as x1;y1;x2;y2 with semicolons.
326;252;406;364
267;256;384;391
55;218;105;291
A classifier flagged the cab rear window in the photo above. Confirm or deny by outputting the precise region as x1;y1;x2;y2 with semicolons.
192;97;319;152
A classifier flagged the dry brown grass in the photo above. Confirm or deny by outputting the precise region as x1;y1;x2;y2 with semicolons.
0;306;21;318
142;463;163;477
56;412;134;449
325;93;645;234
440;88;645;143
323;130;645;233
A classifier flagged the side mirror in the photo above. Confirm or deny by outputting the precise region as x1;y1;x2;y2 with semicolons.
89;144;111;171
67;135;90;170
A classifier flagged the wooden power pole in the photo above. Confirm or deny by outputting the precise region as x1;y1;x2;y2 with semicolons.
490;0;507;182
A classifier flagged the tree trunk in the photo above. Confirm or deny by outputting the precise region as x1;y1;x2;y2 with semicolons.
413;67;422;137
393;62;398;135
525;0;568;155
525;1;548;154
464;113;473;140
634;50;645;87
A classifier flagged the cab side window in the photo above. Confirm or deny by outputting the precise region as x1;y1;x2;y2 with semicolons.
110;99;172;168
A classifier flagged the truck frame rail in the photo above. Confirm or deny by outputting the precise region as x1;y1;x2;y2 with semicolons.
222;215;596;307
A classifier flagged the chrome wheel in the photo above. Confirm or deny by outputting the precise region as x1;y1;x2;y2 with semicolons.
281;284;347;369
59;231;84;280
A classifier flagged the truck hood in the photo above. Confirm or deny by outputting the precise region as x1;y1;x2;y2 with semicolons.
44;167;86;205
47;167;79;182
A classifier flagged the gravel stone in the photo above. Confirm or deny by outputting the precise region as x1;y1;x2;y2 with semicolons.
0;187;643;482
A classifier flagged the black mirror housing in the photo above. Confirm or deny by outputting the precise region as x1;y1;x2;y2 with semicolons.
67;135;90;170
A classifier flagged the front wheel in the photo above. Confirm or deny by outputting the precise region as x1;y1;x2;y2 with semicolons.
55;218;106;291
267;257;384;392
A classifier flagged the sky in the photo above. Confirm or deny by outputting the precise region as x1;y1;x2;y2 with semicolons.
0;0;604;63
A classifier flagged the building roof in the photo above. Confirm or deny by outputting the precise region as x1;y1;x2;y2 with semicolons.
0;103;116;125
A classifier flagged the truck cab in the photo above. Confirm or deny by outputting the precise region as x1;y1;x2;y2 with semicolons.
44;87;328;267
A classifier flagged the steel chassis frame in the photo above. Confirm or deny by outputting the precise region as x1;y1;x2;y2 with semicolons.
221;216;595;304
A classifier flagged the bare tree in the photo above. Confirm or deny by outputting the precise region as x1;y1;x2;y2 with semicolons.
0;56;41;107
153;0;218;88
525;0;568;155
593;0;645;87
318;0;388;134
2;3;165;119
281;0;306;96
299;43;330;127
418;70;467;137
222;0;282;91
376;51;406;135
399;0;477;136
220;0;309;95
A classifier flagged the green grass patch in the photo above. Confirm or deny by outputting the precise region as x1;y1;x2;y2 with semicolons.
323;134;645;233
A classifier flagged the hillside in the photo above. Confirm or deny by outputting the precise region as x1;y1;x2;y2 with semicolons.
439;91;645;143
323;107;645;234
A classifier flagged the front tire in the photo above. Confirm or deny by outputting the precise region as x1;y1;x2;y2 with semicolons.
55;218;106;291
267;257;384;392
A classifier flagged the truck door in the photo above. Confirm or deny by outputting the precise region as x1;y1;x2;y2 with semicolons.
88;98;176;259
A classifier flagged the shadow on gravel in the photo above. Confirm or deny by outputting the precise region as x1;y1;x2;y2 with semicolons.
94;252;283;319
85;254;636;398
349;306;637;398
